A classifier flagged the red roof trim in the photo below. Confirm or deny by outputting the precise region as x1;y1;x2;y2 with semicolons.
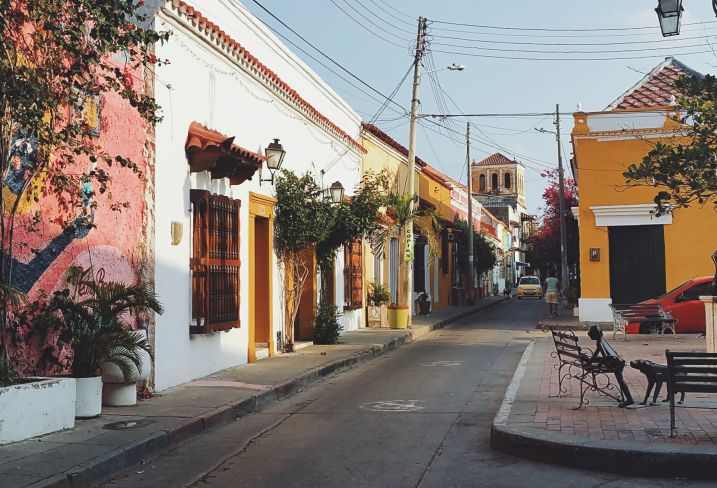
186;121;266;165
171;1;366;155
362;123;428;167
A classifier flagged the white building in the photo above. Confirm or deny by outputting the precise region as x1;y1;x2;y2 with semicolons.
151;0;364;390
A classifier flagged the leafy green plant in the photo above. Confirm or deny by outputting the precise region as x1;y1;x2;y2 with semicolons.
368;280;391;306
47;266;163;380
453;218;498;279
312;298;342;345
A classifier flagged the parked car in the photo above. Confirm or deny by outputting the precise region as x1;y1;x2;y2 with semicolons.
516;276;543;299
626;276;713;334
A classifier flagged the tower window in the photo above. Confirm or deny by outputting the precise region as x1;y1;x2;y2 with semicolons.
504;173;511;190
479;174;485;192
491;173;498;190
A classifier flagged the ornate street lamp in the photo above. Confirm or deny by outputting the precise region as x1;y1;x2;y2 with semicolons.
329;181;344;204
261;138;286;185
655;0;683;37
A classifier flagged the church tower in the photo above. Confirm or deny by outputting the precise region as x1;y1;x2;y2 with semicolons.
470;152;526;208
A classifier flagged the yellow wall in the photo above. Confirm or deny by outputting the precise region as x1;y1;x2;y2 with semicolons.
418;170;453;309
360;133;407;321
572;112;717;300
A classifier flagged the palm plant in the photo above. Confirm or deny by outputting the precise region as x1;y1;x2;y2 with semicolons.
50;266;163;380
370;193;443;312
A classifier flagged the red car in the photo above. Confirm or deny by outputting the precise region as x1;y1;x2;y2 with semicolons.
626;276;713;334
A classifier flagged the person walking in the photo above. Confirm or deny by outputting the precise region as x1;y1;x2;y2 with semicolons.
544;271;561;318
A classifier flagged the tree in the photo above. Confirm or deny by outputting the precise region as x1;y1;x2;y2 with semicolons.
623;73;717;293
273;171;331;350
0;1;168;366
624;74;717;214
526;170;579;282
454;217;498;284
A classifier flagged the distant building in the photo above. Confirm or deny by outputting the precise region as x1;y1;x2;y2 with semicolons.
470;153;530;285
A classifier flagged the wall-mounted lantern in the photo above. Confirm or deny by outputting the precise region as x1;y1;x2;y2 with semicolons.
655;0;683;37
590;247;600;262
260;138;286;185
329;181;345;204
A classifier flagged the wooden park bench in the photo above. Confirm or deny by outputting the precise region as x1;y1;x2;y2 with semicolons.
666;350;717;438
547;325;634;408
609;303;678;339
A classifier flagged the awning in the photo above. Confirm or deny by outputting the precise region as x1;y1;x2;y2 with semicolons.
185;121;265;185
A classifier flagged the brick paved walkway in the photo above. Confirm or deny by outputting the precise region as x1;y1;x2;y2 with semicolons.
515;334;717;446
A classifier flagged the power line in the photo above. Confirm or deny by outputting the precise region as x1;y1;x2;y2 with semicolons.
431;46;712;61
431;40;717;55
373;0;415;21
354;0;415;35
329;0;410;48
428;23;717;38
429;18;717;32
249;0;408;115
429;31;717;47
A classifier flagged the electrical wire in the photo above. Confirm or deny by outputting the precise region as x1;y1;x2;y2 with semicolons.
329;0;410;48
430;46;712;61
430;39;717;55
354;0;415;35
429;18;717;32
429;32;717;48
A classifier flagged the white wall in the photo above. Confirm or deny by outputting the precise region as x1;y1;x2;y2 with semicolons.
152;3;362;391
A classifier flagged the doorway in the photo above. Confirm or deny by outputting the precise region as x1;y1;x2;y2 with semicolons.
608;225;666;304
248;192;275;362
252;216;271;359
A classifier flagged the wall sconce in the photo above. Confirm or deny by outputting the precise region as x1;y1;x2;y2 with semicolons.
590;247;600;262
171;221;183;246
260;138;286;185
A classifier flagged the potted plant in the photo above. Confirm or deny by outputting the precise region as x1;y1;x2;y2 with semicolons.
367;280;390;327
49;266;163;418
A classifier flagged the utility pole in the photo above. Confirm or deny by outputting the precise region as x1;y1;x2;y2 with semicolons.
466;122;474;304
404;16;427;327
555;104;570;295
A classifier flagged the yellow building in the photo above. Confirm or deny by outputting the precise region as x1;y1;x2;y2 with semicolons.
360;124;453;322
571;57;717;322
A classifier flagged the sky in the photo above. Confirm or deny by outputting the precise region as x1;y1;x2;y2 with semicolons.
240;0;717;215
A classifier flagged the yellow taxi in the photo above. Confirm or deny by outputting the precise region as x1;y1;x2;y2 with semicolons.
516;276;543;299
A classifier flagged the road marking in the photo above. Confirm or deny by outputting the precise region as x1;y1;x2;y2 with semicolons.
494;340;535;426
421;360;462;367
360;400;425;412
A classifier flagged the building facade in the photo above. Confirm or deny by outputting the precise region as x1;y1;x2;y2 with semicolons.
571;57;717;322
151;0;364;390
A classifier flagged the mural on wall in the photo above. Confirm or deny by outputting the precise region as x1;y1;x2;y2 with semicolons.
5;75;149;300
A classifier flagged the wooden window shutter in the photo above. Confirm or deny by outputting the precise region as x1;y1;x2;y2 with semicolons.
344;239;363;310
190;190;241;333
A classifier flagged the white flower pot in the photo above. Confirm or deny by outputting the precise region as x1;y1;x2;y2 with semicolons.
75;376;102;418
0;377;75;444
100;330;151;406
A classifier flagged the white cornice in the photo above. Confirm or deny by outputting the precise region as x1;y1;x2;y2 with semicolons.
590;204;672;227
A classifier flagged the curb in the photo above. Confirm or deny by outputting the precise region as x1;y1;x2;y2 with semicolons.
489;334;717;479
38;297;507;488
536;320;613;331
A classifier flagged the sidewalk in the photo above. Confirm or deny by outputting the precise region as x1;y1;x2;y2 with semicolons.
0;296;507;488
536;309;612;331
491;332;717;479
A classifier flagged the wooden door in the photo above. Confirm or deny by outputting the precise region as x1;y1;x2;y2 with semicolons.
608;225;666;305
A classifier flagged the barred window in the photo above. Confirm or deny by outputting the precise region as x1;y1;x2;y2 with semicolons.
343;239;363;310
190;190;241;333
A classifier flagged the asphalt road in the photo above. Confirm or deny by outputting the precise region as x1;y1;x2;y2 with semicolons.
101;299;713;488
